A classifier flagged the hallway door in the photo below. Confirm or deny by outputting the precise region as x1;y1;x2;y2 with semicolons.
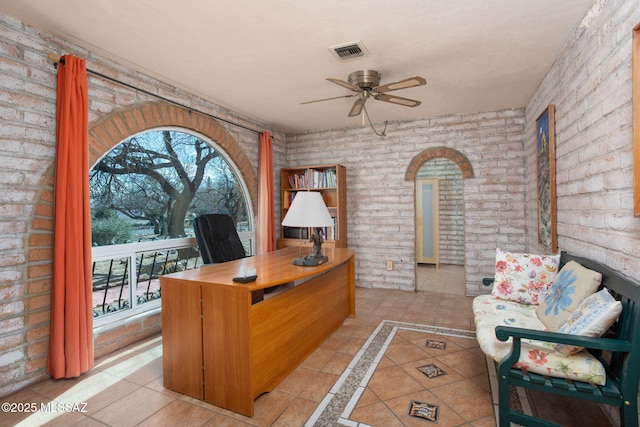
416;179;439;265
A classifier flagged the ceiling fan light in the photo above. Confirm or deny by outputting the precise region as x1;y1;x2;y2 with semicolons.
302;70;425;120
348;70;382;88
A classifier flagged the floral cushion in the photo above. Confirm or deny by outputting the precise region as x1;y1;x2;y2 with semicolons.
536;261;602;331
554;289;622;356
473;294;607;385
491;248;560;305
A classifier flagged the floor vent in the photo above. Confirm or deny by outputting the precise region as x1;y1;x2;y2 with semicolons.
329;41;368;60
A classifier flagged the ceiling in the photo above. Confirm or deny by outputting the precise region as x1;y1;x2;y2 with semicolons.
0;0;595;134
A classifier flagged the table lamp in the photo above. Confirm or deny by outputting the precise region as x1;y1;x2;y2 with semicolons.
281;191;334;266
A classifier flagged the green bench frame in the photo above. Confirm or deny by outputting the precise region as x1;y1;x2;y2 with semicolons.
485;251;640;427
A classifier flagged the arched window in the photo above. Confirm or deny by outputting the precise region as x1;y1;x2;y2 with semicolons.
90;128;254;325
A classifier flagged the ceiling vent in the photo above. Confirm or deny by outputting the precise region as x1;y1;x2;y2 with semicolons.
329;41;368;61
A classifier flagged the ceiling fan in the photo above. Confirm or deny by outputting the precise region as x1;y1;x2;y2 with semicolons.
301;70;427;117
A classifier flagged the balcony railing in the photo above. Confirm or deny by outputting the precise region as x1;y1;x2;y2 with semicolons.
91;232;254;327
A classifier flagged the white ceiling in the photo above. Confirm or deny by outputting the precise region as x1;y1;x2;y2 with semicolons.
0;0;595;134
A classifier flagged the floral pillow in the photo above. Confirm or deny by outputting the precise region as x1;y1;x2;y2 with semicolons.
536;261;602;331
554;288;622;356
491;248;560;305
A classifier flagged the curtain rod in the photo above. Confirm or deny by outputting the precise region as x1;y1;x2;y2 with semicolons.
48;53;268;137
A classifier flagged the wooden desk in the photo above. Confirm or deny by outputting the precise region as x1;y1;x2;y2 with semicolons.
160;246;355;417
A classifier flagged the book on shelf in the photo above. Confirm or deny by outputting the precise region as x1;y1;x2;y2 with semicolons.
309;168;337;188
287;172;307;189
283;190;295;209
318;217;337;241
280;164;345;249
323;225;335;241
287;167;337;189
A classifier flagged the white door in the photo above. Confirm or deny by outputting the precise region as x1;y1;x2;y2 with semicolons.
416;179;439;265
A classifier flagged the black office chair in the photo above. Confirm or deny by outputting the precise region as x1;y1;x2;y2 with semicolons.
193;214;247;264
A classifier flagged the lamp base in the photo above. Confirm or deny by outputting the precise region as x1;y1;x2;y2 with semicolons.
292;255;328;266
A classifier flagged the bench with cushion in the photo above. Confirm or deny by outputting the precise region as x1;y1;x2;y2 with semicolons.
474;249;640;427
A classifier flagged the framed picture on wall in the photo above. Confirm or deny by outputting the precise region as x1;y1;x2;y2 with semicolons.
633;23;640;217
536;104;557;252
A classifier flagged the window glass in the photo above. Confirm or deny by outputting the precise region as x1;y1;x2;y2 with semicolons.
90;129;248;244
90;129;252;321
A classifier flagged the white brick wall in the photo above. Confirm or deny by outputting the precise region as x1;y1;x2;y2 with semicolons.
525;0;640;281
286;109;527;293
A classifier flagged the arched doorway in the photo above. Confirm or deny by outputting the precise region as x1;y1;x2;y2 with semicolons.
405;147;474;293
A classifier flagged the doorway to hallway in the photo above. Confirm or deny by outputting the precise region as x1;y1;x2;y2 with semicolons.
415;158;465;294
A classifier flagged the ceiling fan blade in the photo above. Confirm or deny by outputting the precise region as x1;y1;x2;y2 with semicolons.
373;76;426;93
327;77;359;91
348;98;367;117
300;93;356;105
374;93;422;107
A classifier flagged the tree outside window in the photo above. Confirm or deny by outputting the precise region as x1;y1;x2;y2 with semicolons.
90;129;248;245
89;129;251;320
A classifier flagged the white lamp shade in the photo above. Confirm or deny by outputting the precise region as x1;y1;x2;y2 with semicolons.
281;191;334;227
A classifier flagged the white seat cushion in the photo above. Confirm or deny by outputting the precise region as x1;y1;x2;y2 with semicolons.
473;294;607;385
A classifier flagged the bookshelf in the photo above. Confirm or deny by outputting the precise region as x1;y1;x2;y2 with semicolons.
278;164;347;249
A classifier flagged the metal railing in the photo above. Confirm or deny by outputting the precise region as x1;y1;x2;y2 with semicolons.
91;232;254;327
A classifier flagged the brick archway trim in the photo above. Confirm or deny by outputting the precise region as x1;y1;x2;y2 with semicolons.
88;102;257;212
405;147;474;180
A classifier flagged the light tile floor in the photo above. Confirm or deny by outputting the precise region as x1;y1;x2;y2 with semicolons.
1;264;610;426
415;263;467;296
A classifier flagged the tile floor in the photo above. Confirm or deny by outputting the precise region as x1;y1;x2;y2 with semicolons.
1;264;611;426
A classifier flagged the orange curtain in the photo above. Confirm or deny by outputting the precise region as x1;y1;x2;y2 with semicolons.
47;54;94;378
257;131;276;254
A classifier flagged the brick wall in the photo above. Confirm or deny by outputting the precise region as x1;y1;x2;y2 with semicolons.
525;0;640;281
0;13;285;397
285;109;528;293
